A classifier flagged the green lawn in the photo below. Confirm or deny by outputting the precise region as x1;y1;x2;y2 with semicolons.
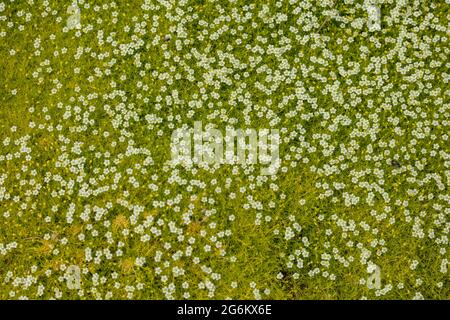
0;0;449;299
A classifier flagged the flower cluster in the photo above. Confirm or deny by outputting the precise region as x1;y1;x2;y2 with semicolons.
0;0;448;299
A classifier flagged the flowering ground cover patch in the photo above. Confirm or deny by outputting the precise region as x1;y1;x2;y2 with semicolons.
0;0;449;300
